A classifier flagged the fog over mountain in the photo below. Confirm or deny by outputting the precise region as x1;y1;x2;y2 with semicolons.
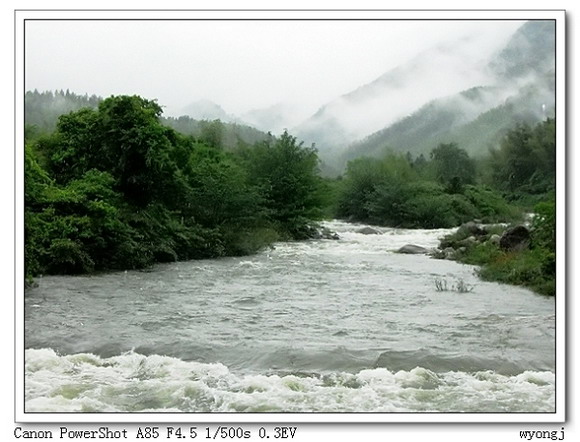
291;21;554;164
241;102;305;135
331;20;555;171
176;21;542;162
292;37;500;149
180;99;241;124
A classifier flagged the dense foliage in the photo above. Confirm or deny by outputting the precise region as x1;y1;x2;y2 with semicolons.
485;118;555;200
25;95;325;278
335;148;518;229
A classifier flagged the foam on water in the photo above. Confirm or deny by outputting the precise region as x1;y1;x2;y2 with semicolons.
25;349;555;413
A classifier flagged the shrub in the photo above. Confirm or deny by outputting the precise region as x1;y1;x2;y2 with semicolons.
475;248;555;296
464;185;521;223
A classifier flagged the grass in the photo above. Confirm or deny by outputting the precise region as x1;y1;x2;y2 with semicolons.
434;277;474;293
477;248;555;296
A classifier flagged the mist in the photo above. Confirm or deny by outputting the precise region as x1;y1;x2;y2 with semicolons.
25;19;522;132
291;24;527;149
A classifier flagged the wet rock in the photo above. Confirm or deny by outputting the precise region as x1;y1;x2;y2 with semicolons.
397;244;429;254
500;225;531;251
443;247;456;260
309;226;340;240
320;227;340;240
356;226;381;235
458;221;487;237
457;236;478;248
429;249;445;259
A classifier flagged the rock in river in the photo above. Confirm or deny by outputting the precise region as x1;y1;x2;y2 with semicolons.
397;244;429;254
356;226;382;235
457;221;487;237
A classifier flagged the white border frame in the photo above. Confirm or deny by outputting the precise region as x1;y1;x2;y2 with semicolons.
15;8;566;424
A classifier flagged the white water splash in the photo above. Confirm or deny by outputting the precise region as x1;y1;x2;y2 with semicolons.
25;349;554;413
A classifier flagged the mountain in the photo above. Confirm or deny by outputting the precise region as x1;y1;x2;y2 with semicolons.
489;20;556;79
179;99;241;124
242;102;304;136
291;29;513;154
336;20;555;169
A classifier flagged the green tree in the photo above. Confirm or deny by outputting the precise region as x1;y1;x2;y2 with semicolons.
240;131;323;238
486;119;555;197
37;95;184;207
336;153;416;223
429;142;476;193
198;119;224;149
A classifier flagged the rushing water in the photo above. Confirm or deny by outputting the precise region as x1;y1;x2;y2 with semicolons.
24;221;556;413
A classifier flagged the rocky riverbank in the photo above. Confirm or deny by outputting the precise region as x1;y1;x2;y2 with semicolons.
429;219;555;296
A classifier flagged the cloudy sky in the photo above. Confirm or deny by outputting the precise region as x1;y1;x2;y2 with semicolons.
25;19;523;121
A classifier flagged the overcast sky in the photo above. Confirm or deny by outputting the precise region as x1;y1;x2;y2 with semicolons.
25;19;523;119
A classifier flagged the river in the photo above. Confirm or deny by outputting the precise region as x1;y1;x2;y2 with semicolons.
24;221;556;413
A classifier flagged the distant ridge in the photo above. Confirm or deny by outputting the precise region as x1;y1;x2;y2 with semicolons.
335;21;555;170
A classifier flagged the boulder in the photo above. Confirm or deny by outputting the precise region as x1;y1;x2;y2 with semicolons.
499;225;530;251
320;227;340;240
458;221;487;237
489;234;501;245
309;226;340;240
356;226;382;235
457;236;478;248
429;249;446;259
443;247;456;260
397;244;429;254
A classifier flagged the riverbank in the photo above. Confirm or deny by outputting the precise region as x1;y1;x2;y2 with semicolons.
432;212;556;296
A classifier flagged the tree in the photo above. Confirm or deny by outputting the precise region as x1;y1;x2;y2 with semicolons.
430;142;476;193
239;131;323;237
25;94;329;278
37;95;182;207
198;119;224;149
487;120;555;195
336;153;416;223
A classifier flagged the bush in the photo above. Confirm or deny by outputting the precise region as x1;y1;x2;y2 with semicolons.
337;150;518;229
46;238;95;274
477;248;555;296
531;200;555;251
460;241;504;265
438;215;555;296
464;185;521;222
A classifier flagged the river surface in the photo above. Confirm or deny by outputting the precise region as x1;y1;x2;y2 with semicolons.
24;221;556;413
